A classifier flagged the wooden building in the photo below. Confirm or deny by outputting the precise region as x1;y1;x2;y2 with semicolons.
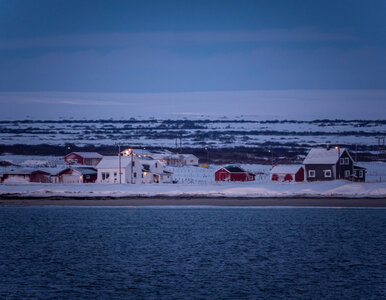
215;165;255;182
64;152;103;166
303;147;354;181
270;165;304;182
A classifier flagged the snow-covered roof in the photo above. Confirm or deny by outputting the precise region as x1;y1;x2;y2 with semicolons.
270;164;304;174
303;148;350;164
96;156;133;169
70;152;103;159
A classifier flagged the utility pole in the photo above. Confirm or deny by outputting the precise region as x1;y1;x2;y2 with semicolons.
130;149;134;184
118;144;122;184
335;146;340;179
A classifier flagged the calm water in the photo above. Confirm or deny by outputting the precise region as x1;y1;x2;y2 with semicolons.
0;206;385;299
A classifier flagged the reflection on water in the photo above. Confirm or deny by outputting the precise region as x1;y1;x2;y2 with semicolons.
0;207;385;299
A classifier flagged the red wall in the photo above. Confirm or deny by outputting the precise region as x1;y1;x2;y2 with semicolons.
64;153;85;165
30;172;51;183
215;169;250;182
295;168;304;182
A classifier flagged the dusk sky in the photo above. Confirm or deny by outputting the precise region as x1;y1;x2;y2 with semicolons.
0;0;385;119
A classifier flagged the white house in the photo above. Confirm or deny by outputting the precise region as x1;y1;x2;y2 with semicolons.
138;158;172;183
96;156;172;184
96;156;142;184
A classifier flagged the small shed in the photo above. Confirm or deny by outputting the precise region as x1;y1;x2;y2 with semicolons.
215;165;255;182
352;165;366;182
270;165;304;182
64;152;103;166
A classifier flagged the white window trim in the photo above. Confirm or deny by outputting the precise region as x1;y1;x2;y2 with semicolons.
340;158;345;165
344;170;350;177
324;170;332;178
308;170;315;178
344;157;349;165
359;170;364;177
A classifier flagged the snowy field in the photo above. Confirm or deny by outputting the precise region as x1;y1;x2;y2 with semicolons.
0;119;384;149
1;154;385;183
0;154;385;198
1;181;385;199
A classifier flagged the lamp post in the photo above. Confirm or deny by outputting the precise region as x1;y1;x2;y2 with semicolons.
268;149;273;168
205;147;209;163
335;146;340;179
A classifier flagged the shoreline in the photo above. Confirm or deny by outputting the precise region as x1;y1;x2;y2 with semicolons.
1;197;386;207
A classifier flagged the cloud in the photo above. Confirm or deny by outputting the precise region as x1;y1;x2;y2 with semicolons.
0;28;355;49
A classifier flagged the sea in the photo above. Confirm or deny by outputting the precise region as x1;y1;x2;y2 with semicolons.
0;206;385;299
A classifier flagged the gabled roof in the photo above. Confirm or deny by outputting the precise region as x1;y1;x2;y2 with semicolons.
67;152;103;159
270;164;304;174
96;156;133;169
73;167;97;175
223;165;247;173
303;148;352;164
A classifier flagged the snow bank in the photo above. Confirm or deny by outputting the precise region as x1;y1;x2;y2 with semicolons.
0;181;385;198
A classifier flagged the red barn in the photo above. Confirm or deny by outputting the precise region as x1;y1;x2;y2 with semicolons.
215;165;255;182
270;165;304;182
64;152;103;166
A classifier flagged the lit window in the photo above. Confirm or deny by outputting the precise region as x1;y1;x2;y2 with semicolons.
308;170;315;178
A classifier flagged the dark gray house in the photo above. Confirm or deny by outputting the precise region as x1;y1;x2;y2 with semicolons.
303;147;354;181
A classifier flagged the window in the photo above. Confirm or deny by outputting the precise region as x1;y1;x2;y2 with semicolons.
134;172;137;178
101;172;110;180
132;161;135;167
114;172;117;177
324;170;332;178
353;170;357;176
308;170;315;178
340;158;345;165
359;170;364;178
155;163;158;168
86;175;90;179
344;157;349;165
344;170;350;178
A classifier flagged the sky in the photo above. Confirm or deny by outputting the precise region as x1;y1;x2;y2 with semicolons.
0;0;385;119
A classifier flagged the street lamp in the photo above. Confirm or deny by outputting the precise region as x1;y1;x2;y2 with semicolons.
335;146;340;179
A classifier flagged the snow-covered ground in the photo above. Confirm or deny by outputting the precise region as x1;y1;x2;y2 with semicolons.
0;119;384;148
1;155;385;198
0;181;385;198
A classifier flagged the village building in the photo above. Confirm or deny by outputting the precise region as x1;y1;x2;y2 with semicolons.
139;158;172;183
215;165;255;182
64;152;103;166
96;156;172;184
150;153;199;166
0;168;34;183
270;165;304;182
58;167;97;184
303;147;356;181
352;165;366;182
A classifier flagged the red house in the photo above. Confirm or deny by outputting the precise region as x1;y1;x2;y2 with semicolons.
64;152;103;166
270;165;304;182
215;165;255;182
